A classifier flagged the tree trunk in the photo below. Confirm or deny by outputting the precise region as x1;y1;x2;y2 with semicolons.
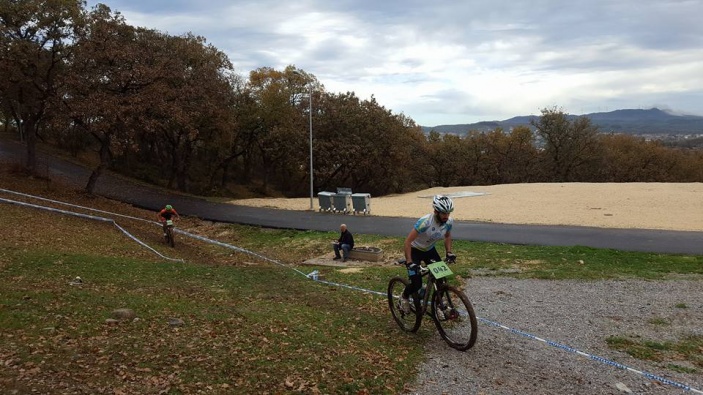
3;115;10;134
85;162;104;195
24;118;37;172
85;138;112;195
175;141;192;192
209;155;236;190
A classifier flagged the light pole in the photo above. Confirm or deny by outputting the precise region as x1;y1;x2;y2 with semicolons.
306;82;313;211
293;70;314;211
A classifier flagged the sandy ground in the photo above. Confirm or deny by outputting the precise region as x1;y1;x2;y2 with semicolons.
229;183;703;232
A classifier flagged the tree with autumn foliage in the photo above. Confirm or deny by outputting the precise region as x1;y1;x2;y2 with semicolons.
57;4;238;194
59;5;151;193
144;32;238;192
311;92;425;195
241;66;317;195
595;134;703;182
0;0;83;173
531;107;602;182
465;126;541;185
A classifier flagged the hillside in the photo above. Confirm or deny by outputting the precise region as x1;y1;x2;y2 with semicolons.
422;108;703;135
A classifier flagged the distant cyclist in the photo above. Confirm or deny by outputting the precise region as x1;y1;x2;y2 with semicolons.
157;204;180;238
400;195;456;313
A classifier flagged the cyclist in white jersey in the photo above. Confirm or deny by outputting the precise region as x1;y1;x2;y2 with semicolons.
400;195;457;313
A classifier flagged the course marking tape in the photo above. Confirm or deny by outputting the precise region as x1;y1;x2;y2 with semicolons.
0;187;153;224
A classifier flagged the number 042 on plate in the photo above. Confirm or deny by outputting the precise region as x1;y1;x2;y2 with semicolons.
427;261;453;279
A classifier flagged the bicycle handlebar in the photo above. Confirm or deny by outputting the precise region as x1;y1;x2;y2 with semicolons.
396;258;456;266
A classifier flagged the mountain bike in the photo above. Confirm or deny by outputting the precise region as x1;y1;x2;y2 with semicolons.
163;219;175;247
387;258;477;351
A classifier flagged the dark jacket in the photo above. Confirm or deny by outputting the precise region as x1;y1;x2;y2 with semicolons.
338;230;354;248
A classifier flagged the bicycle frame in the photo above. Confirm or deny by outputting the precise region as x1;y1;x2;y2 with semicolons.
415;265;446;318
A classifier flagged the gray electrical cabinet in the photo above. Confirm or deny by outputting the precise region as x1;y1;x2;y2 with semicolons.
351;193;371;215
317;191;334;212
332;192;352;213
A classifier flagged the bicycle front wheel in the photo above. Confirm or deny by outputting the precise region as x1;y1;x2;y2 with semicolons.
432;285;478;351
387;277;422;333
167;227;175;247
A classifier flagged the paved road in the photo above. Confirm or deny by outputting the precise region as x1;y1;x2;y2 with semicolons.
2;139;702;255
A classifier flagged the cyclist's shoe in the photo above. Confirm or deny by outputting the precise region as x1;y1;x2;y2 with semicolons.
400;297;411;314
436;308;446;320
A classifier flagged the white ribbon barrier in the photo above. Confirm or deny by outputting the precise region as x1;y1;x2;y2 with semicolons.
0;187;154;224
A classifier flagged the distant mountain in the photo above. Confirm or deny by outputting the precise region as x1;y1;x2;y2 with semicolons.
421;108;703;135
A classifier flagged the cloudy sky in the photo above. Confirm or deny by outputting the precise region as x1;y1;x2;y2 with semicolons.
85;0;703;126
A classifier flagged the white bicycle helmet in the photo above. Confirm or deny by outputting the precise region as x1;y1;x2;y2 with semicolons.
432;195;454;213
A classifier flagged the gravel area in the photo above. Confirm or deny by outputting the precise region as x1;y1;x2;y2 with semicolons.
405;277;703;395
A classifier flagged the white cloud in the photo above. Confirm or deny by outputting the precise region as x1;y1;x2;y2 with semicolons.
87;0;703;125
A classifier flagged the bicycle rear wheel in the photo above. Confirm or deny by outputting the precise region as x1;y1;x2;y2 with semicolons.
387;277;422;333
432;285;478;351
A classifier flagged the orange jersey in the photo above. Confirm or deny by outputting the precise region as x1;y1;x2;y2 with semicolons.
158;208;179;220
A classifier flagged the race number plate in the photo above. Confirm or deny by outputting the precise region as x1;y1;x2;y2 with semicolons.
166;220;174;226
427;261;453;279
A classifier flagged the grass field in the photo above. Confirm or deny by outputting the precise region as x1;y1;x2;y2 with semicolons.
1;167;702;394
